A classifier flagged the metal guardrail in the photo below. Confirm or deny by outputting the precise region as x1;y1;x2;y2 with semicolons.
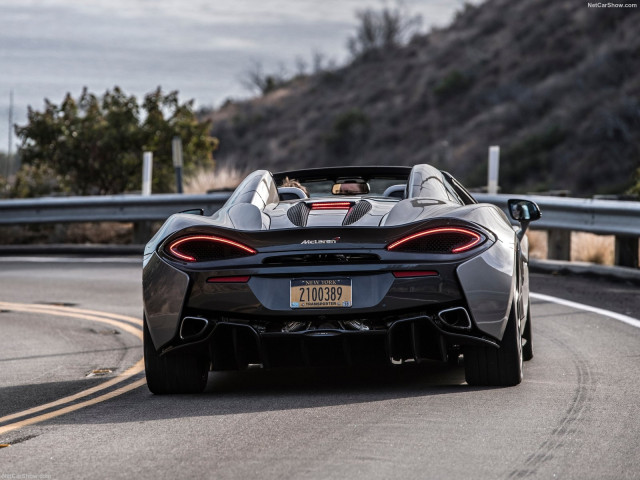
474;194;640;236
477;194;640;268
0;193;230;225
0;192;638;266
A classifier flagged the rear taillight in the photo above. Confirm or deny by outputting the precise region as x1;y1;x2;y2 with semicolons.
167;235;256;262
387;227;483;254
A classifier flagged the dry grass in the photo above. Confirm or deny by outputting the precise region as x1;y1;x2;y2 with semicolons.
527;230;548;260
184;165;246;194
528;229;618;265
571;232;615;265
0;222;133;245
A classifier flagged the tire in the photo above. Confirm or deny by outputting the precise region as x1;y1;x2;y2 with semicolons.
144;316;209;394
522;304;533;361
463;305;523;387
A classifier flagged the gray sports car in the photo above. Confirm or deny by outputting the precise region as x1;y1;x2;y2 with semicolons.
143;164;540;393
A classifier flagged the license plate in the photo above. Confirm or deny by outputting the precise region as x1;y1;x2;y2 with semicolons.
290;279;352;309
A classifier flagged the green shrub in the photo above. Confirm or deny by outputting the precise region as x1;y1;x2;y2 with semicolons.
502;125;567;191
433;71;474;102
14;87;217;195
628;167;640;195
325;109;371;157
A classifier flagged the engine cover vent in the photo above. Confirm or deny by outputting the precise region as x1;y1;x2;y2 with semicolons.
343;201;372;226
287;202;310;227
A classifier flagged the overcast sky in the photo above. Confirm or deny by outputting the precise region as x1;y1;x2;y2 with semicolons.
0;0;476;154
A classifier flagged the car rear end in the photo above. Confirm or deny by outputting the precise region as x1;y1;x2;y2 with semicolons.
143;218;510;371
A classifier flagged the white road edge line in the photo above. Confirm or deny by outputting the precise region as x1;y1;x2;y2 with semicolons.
531;292;640;329
0;256;141;264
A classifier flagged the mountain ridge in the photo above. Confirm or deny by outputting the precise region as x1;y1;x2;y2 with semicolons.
203;0;640;196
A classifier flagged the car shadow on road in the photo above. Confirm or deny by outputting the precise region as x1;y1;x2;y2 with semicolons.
206;361;467;396
0;377;109;419
38;361;504;427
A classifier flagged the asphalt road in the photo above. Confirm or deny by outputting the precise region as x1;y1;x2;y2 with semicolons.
1;257;639;479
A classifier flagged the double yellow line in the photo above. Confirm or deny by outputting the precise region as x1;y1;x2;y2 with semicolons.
0;302;146;437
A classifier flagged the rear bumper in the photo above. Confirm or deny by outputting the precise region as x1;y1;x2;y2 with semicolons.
143;236;515;361
164;314;498;370
144;251;462;348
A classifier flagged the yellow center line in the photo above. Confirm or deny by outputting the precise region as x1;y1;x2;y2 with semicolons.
0;378;147;436
0;304;142;340
0;302;146;436
0;301;142;326
0;358;144;425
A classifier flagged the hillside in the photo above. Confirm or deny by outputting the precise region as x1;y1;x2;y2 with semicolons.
203;0;640;196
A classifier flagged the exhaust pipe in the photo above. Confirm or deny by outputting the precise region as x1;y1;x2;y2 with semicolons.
179;316;209;340
438;307;472;330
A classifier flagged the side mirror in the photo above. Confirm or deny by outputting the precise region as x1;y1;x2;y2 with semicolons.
507;199;541;239
180;208;204;216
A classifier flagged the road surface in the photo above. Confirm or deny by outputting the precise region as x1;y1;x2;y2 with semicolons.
1;257;639;479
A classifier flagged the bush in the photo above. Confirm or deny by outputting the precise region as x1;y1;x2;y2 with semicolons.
502;125;567;191
433;71;474;102
325;109;371;157
628;167;640;196
15;87;217;195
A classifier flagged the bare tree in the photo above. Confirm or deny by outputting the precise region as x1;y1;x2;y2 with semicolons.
294;55;308;76
347;1;422;60
240;60;287;95
312;50;326;74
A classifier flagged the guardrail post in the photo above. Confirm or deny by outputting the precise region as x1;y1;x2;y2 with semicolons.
133;221;154;244
614;235;639;268
172;136;184;194
547;229;571;261
142;152;153;196
487;146;500;194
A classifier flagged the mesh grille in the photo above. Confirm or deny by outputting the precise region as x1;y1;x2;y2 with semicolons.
287;202;310;227
263;253;379;265
393;232;479;254
343;201;372;225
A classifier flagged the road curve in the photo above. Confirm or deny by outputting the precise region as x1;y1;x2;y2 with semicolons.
0;258;639;479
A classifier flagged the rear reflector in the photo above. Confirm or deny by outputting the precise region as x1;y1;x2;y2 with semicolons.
207;276;251;283
311;202;353;210
392;271;439;278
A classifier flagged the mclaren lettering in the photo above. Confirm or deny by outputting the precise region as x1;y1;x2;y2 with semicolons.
301;238;340;244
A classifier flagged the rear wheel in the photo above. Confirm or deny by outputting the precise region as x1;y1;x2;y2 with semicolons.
463;305;523;387
144;316;209;394
522;304;533;361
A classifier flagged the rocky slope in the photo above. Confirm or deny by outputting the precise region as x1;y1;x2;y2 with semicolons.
204;0;640;196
